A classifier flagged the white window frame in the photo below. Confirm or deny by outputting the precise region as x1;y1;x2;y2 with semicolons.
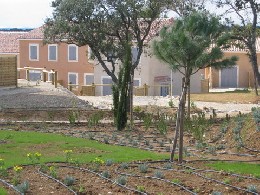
68;72;78;85
48;44;58;61
84;73;94;85
68;44;78;62
29;43;39;61
101;76;113;96
133;78;141;87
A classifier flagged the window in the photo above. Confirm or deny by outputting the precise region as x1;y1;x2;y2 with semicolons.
48;44;57;61
68;72;78;85
68;44;78;61
102;76;113;96
133;78;141;86
84;73;94;85
29;44;39;61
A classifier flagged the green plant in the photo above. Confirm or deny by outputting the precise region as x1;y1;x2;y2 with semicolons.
15;180;29;194
247;185;258;193
92;157;104;172
63;150;73;162
120;162;129;169
103;136;109;144
68;110;78;124
208;146;216;155
163;163;173;170
133;106;142;113
64;176;76;186
139;164;148;173
101;170;111;178
156;115;168;135
143;113;153;130
49;166;57;179
79;184;85;193
116;176;127;185
88;111;104;128
154;170;164;179
168;99;174;108
136;185;145;192
222;178;231;184
105;159;114;166
171;178;182;185
13;165;23;185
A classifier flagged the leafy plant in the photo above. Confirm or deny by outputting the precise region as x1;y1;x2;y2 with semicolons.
156;114;168;135
143;113;153;130
116;176;127;185
171;178;182;185
101;170;111;178
222;178;231;184
15;180;29;194
105;159;114;166
88;111;104;128
139;164;148;173
13;165;23;185
120;162;129;169
247;185;258;193
168;99;174;108
154;170;164;179
63;150;73;162
68;110;78;124
163;163;173;170
136;185;145;192
64;176;75;186
49;166;57;179
92;157;104;171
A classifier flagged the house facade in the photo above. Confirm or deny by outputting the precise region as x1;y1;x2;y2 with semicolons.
204;39;260;89
19;27;94;88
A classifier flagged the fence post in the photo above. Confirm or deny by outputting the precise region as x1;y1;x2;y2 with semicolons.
26;69;30;81
43;67;47;82
144;83;148;96
54;71;58;88
69;82;72;91
51;69;55;85
92;83;95;96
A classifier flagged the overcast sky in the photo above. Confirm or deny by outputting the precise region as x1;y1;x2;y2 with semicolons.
0;0;53;28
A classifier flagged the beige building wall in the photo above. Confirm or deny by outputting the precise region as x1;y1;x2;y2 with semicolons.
207;52;260;88
93;48;202;96
19;40;94;88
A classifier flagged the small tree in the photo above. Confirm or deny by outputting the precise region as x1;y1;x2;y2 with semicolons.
44;0;169;130
153;11;238;162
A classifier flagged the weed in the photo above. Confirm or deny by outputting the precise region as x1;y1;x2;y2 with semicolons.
171;178;182;185
168;99;174;108
116;176;127;185
64;176;75;186
222;178;231;184
68;110;78;124
64;150;73;163
13;165;23;185
136;185;145;192
156;115;168;135
88;111;104;128
92;157;104;172
139;164;148;173
49;166;57;179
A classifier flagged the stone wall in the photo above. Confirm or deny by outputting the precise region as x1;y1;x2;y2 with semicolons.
0;56;17;87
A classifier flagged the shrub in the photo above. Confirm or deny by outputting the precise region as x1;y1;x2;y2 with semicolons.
163;163;173;170
16;181;29;194
139;164;148;173
101;171;111;178
120;162;129;169
116;176;127;185
154;170;164;179
247;185;258;193
64;176;75;186
105;159;114;166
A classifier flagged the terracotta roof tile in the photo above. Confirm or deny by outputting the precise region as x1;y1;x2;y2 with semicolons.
223;38;260;52
20;26;44;39
0;31;27;54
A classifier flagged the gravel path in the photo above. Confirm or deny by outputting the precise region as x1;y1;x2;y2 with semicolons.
0;80;91;110
1;80;259;114
78;95;260;114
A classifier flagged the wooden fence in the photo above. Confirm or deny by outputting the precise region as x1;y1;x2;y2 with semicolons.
0;56;17;87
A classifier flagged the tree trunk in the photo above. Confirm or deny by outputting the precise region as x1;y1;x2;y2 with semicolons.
187;85;191;119
250;52;259;96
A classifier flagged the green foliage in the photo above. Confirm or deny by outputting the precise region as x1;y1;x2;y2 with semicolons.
120;162;129;169
0;187;7;195
88;111;104;128
252;107;260;131
105;159;114;166
64;176;76;186
139;163;149;173
143;113;153;130
136;185;145;192
15;180;29;194
116;176;127;185
49;166;57;179
101;170;111;178
68;111;78;124
163;163;173;170
156;114;168;135
154;170;164;179
247;185;258;193
168;99;174;108
171;178;182;185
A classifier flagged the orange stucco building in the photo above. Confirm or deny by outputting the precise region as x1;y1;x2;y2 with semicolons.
19;27;94;88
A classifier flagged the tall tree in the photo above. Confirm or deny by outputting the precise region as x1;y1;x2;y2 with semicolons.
213;0;260;94
44;0;169;130
153;11;238;163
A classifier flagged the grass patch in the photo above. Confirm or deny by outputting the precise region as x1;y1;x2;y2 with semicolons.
207;162;260;177
0;130;168;167
191;90;259;103
0;187;7;195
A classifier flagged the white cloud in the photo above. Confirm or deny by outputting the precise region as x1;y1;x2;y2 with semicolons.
0;0;53;28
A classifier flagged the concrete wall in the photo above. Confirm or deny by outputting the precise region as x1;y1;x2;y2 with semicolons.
19;40;94;88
